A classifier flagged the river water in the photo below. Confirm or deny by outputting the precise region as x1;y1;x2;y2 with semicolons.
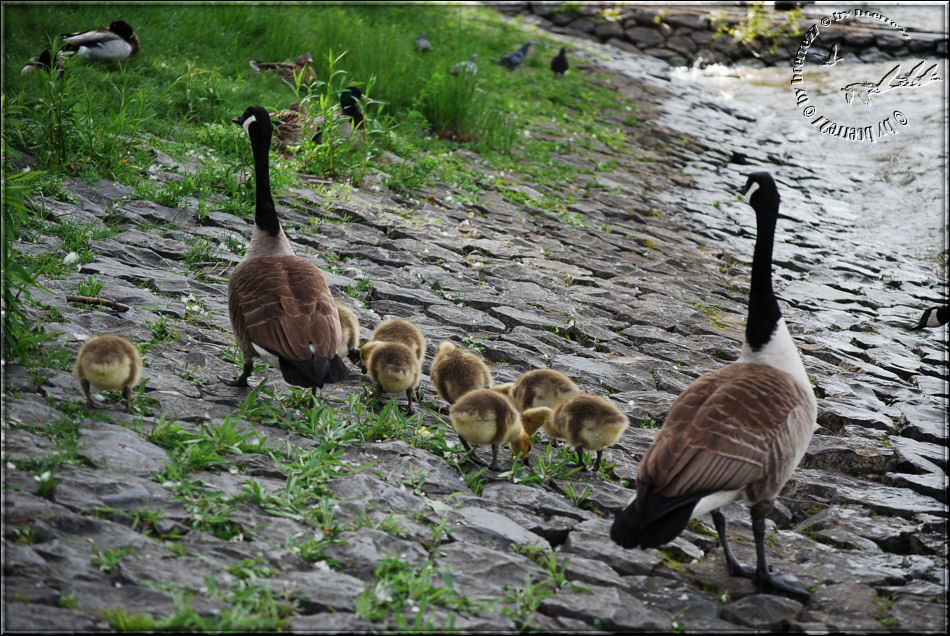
598;3;948;275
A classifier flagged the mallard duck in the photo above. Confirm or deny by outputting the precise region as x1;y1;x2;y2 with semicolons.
414;31;432;52
496;42;532;70
270;102;318;151
75;334;143;413
449;54;478;76
430;340;492;405
226;106;347;391
551;47;568;77
610;172;818;601
249;52;317;86
532;393;629;471
450;389;533;470
312;86;370;144
912;305;948;330
20;49;63;76
22;19;139;74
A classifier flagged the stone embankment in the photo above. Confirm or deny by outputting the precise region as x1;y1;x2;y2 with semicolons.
3;24;948;636
498;2;948;67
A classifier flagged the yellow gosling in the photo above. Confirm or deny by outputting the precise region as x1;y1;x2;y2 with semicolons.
449;389;533;470
430;340;492;405
508;368;581;412
369;318;427;364
75;334;143;413
544;393;629;471
360;340;421;412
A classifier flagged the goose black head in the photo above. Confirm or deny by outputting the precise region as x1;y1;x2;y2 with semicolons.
232;105;275;138
740;171;780;212
109;20;135;39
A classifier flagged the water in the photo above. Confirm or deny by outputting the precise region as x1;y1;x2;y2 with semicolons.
608;3;948;271
673;56;947;269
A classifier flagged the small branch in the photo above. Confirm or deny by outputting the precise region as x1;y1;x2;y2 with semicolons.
66;295;130;312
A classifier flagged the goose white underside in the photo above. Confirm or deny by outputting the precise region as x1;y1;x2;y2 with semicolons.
738;318;811;391
252;342;317;369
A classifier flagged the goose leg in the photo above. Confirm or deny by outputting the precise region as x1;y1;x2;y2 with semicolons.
403;388;415;415
226;360;254;387
750;502;811;600
458;438;483;466
81;379;94;409
711;509;755;578
123;386;133;414
575;445;587;470
592;450;603;472
489;443;500;471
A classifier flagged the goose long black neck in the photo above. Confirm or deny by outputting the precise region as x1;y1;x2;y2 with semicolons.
250;122;280;236
745;174;782;351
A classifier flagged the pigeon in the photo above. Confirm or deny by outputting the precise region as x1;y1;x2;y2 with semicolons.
450;54;478;76
551;46;568;77
22;19;139;75
496;42;532;70
414;31;432;53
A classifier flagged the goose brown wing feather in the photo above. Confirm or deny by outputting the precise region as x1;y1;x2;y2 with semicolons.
229;256;341;361
638;363;808;498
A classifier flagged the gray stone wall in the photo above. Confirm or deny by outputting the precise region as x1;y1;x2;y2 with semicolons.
498;2;948;67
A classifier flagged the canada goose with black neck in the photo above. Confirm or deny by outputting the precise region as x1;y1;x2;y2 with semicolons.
610;172;817;600
227;105;347;391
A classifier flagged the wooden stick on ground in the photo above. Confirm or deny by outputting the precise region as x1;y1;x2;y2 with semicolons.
65;295;131;312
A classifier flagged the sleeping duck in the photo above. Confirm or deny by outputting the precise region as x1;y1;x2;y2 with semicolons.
249;52;317;87
22;19;139;74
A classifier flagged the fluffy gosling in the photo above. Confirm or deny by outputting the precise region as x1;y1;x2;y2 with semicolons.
360;340;422;412
495;368;580;413
335;301;361;365
369;318;426;364
449;389;534;470
430;340;492;405
535;393;629;471
75;334;143;413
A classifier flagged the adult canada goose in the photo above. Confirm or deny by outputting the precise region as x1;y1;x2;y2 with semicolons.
610;172;817;601
450;389;545;470
430;340;492;405
312;86;370;145
550;47;568;77
22;19;139;75
227;105;347;391
414;31;432;52
531;393;629;471
911;305;948;330
249;52;317;87
360;340;422;412
449;54;478;76
496;368;581;413
496;42;532;70
75;334;143;413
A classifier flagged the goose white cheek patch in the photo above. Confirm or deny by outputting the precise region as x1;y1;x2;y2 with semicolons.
743;181;760;203
242;114;257;133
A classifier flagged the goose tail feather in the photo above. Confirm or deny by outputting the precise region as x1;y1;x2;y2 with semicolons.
610;483;705;549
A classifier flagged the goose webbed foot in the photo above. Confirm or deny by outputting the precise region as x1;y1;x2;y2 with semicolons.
225;361;253;387
757;569;811;600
